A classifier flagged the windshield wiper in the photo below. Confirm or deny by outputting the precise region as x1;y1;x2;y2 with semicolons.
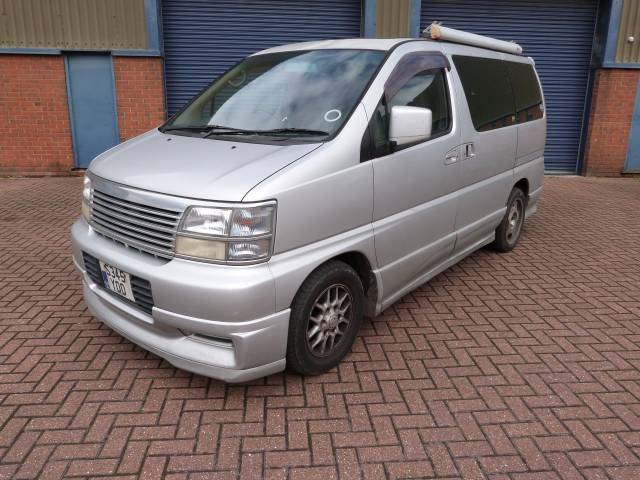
162;125;329;138
162;124;254;135
252;128;329;136
161;125;211;132
203;125;260;138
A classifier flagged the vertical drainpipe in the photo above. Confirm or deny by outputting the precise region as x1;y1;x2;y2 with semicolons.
363;0;377;37
410;0;421;37
143;0;162;54
624;81;640;172
578;0;620;174
603;0;623;66
143;0;166;119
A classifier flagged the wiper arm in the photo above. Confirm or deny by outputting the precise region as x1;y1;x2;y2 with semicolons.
206;127;329;138
252;128;329;136
161;125;212;133
161;124;253;135
203;125;259;138
162;125;329;138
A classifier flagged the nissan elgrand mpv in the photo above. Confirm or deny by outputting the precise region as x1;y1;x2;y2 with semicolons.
71;25;545;382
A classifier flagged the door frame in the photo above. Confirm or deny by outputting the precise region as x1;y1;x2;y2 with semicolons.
64;53;120;169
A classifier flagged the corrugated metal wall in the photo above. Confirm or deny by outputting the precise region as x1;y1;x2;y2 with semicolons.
376;0;410;38
162;0;362;115
421;0;598;173
0;0;147;50
616;0;640;63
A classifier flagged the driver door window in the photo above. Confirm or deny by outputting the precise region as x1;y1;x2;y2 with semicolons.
368;68;451;159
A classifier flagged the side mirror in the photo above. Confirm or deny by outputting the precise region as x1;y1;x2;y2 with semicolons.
389;106;432;147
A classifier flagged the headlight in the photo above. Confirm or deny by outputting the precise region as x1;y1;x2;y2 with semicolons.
176;202;276;263
81;175;92;222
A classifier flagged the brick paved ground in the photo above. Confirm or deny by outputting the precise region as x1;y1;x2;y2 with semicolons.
0;176;639;479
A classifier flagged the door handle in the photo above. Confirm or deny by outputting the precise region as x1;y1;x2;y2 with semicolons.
465;143;476;159
444;148;459;165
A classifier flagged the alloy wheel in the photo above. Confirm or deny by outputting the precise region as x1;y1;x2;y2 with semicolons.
306;284;353;357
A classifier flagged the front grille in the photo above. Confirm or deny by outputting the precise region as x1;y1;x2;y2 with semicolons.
90;189;181;259
82;252;154;314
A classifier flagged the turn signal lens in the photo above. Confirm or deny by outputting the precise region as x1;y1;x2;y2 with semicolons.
230;206;275;237
227;239;271;261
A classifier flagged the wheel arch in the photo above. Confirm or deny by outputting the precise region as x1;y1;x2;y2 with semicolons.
514;177;530;198
289;250;379;318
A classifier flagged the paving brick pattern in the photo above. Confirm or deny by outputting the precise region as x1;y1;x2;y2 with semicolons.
1;176;639;479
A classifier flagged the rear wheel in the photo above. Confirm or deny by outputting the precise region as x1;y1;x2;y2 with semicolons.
286;261;364;375
490;187;526;252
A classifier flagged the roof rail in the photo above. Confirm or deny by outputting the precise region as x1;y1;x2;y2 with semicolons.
423;23;523;55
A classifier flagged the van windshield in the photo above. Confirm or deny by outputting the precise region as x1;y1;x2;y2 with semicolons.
162;49;385;141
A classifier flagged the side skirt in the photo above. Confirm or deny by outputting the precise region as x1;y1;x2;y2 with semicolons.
375;232;495;314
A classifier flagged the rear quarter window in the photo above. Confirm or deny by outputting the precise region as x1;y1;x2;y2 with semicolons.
453;55;515;132
453;55;543;132
506;61;543;123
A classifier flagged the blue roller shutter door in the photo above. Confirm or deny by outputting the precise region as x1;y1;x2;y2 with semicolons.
162;0;362;116
421;0;598;173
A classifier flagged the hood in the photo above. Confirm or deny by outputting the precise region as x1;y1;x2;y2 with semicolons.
89;130;320;201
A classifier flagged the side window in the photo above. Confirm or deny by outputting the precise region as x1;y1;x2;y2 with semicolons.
506;61;543;123
389;69;451;137
365;68;451;159
453;55;515;132
370;98;391;158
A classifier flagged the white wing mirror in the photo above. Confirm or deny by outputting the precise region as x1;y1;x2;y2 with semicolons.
389;106;432;147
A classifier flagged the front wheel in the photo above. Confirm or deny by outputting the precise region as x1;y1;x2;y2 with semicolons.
490;187;526;252
286;261;364;376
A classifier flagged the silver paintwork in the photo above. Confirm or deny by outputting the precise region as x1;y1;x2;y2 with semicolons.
71;37;545;383
89;130;320;202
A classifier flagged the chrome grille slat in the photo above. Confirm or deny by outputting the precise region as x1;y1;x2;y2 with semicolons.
93;216;172;248
92;224;174;259
92;210;176;242
92;197;179;228
90;187;181;259
93;191;181;220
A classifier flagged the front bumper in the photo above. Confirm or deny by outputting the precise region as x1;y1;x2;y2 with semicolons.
71;219;289;383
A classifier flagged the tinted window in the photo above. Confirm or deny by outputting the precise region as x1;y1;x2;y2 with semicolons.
453;55;515;132
366;68;451;159
506;61;543;123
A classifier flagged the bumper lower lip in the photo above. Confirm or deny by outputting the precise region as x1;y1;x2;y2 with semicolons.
72;255;289;383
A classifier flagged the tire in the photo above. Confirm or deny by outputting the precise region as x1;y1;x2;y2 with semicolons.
490;187;527;253
286;261;364;376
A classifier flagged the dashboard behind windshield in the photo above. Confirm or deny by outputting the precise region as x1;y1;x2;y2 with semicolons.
164;49;386;141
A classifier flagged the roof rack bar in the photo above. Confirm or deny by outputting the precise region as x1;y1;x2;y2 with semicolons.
424;23;523;55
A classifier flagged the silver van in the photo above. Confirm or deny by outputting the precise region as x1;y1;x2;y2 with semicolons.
71;26;545;382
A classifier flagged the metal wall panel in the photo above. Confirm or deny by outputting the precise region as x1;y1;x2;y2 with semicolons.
377;0;410;38
616;0;640;63
0;0;147;50
422;0;598;173
162;0;362;115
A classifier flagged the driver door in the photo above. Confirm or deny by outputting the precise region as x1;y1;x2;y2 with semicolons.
368;54;461;304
